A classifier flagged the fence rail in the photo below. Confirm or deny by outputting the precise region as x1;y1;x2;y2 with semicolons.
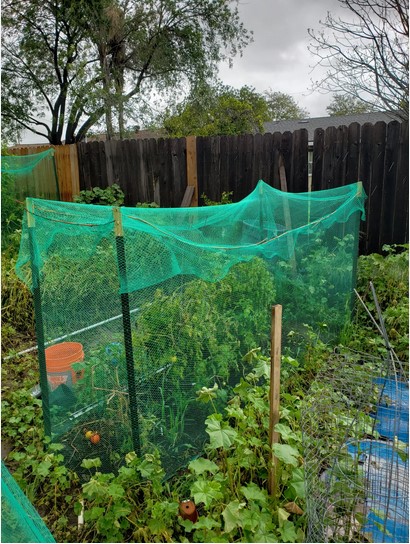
8;120;409;254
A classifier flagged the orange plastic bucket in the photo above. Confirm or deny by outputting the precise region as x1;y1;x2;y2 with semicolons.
45;342;84;391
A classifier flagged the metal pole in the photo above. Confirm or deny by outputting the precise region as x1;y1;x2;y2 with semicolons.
27;199;51;437
113;206;141;456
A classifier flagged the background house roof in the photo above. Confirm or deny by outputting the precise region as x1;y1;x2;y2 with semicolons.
263;111;401;141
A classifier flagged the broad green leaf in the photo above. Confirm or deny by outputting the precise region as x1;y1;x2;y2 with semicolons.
125;451;137;465
179;518;194;531
34;460;52;477
196;383;218;403
272;443;300;467
253;357;270;379
225;405;245;420
84;506;105;521
112;503;132;519
279;520;298;542
191;479;223;508
148;517;167;535
289;467;305;498
82;478;107;499
81;457;102;469
222;500;245;532
138;457;162;479
194;517;221;530
277;507;290;528
241;508;260;532
240;483;268;505
274;423;298;442
189;457;219;475
107;483;125;499
205;414;237;449
74;501;83;516
253;532;278;542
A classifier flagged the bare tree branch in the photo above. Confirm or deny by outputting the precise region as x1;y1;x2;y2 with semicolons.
309;0;409;119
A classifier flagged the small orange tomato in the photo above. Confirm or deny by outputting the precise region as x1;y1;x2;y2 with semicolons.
85;430;93;439
90;433;101;444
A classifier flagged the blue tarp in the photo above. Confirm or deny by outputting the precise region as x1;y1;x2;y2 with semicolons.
372;378;409;443
346;376;409;543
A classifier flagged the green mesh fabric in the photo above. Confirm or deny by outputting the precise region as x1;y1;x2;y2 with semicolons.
1;462;55;543
15;180;366;477
1;149;59;201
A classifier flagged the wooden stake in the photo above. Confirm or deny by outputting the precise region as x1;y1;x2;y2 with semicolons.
186;135;198;207
268;304;282;496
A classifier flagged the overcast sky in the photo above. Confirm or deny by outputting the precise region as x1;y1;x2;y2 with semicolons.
20;0;343;144
218;0;343;117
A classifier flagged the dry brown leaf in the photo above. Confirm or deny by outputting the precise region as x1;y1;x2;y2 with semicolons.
284;501;304;515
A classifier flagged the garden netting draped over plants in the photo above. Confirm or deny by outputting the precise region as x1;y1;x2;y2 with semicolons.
16;180;366;477
1;461;56;543
1;149;60;244
1;149;60;201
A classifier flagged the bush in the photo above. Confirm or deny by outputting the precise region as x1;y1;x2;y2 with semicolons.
74;184;125;206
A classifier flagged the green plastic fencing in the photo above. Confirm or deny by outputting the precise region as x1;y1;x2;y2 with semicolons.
16;180;366;477
1;462;55;543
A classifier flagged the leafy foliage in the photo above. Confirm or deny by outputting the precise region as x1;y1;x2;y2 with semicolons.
74;184;125;206
162;84;271;137
1;188;408;543
344;244;409;361
2;0;251;143
202;191;233;206
326;94;376;116
264;90;309;120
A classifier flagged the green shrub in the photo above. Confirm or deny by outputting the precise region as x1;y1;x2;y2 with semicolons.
74;184;125;206
345;244;409;361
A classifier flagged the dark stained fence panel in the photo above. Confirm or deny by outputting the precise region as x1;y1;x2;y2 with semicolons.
311;128;325;191
76;122;408;254
392;121;409;246
365;122;387;254
290;128;308;192
346;123;360;184
379;121;402;249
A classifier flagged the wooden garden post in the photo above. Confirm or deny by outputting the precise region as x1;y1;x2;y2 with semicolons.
268;304;282;496
186;135;199;207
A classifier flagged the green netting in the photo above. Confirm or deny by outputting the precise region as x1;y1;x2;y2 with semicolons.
1;462;56;543
1;149;60;201
1;149;60;245
15;180;366;477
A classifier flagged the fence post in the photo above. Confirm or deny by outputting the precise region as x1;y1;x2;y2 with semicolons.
113;206;141;456
186;135;198;206
27;199;51;437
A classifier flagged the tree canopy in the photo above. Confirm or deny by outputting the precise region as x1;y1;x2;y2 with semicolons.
161;85;309;137
161;84;270;137
264;91;309;121
1;0;251;144
309;0;409;119
326;94;376;116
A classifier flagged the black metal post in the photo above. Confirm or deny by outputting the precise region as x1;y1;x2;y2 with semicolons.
27;200;51;437
113;207;141;456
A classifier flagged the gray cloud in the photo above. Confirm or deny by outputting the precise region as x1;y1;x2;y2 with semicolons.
218;0;343;117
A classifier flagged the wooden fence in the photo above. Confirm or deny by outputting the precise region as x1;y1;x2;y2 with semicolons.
8;120;409;254
7;144;80;202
